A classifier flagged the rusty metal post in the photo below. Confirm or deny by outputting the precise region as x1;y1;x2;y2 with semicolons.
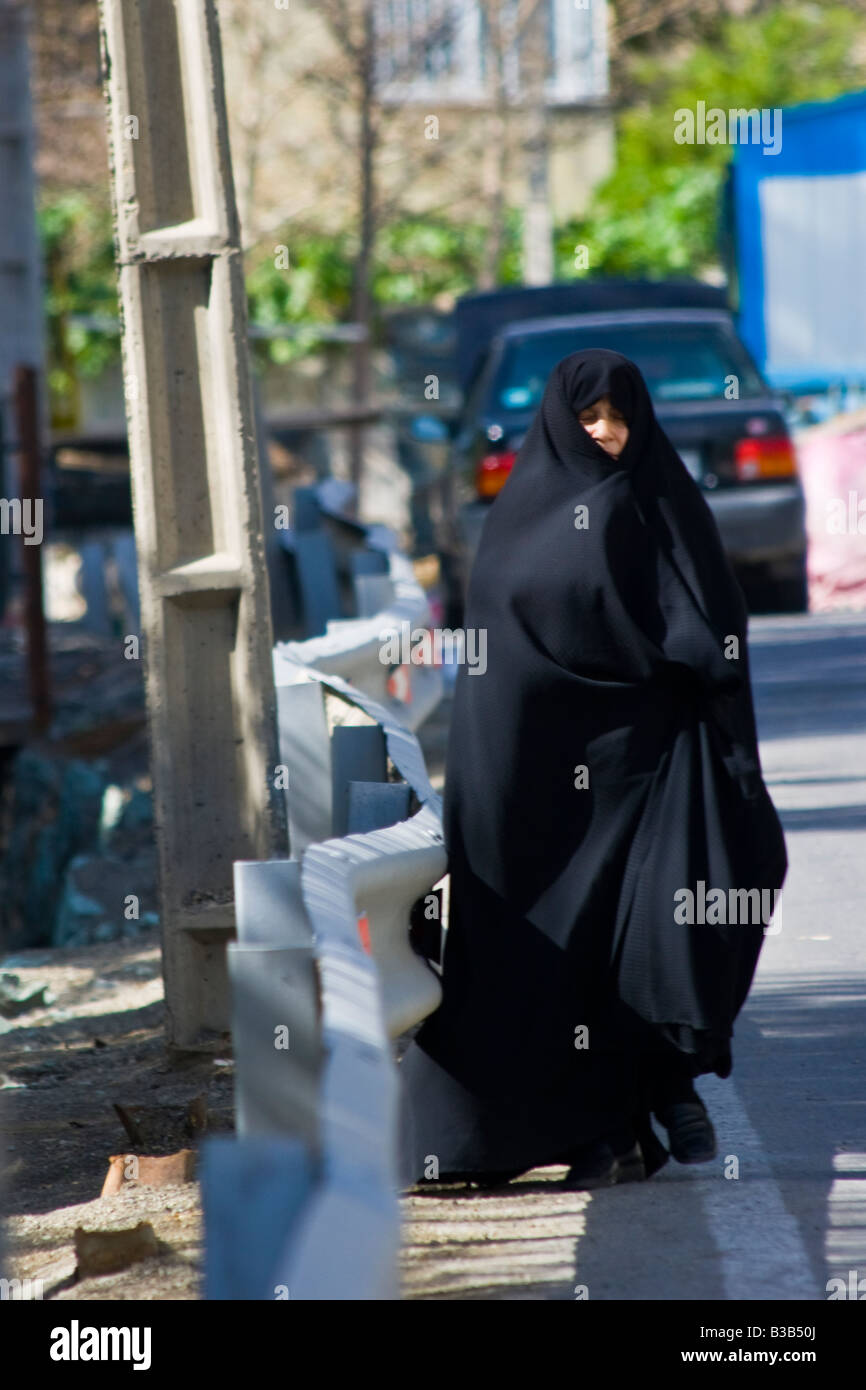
97;0;289;1049
0;2;48;644
12;364;50;731
0;3;47;442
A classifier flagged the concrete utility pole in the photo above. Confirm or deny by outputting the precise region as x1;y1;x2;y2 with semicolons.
97;0;289;1049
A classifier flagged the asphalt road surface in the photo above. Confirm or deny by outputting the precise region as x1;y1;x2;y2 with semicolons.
402;612;866;1302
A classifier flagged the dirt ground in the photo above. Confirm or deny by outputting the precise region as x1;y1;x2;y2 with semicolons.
0;928;231;1299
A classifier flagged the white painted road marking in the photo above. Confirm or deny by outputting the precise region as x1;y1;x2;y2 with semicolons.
698;1073;821;1300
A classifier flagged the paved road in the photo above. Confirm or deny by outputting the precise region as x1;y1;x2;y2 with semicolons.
403;612;866;1301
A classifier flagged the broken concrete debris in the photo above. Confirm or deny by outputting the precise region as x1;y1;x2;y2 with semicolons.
0;972;56;1017
73;1221;160;1278
100;1149;197;1197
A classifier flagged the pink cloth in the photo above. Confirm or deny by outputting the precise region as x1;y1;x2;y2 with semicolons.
797;424;866;611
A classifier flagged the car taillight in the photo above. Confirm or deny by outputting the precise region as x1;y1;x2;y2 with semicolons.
476;450;516;498
734;436;797;482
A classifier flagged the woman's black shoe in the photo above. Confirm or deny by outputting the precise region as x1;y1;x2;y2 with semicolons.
612;1140;646;1183
634;1117;670;1178
655;1099;717;1164
603;1123;647;1183
561;1140;619;1190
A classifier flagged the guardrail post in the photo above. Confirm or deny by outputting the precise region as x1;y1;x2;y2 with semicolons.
276;681;334;854
347;781;411;834
331;725;387;837
292;493;343;637
230;859;321;1146
97;0;288;1048
202;1137;316;1300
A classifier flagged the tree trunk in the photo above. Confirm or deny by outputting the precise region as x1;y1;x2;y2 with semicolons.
520;3;553;285
347;0;376;512
478;1;509;289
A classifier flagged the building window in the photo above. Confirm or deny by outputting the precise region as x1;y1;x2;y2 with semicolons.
375;1;485;102
375;0;609;106
548;0;609;104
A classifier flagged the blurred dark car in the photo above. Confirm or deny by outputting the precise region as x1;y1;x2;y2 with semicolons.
450;305;808;618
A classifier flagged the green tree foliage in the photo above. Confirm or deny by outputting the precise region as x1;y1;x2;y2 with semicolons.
245;212;523;364
371;210;523;306
555;3;866;279
245;233;354;365
38;193;119;422
372;218;487;306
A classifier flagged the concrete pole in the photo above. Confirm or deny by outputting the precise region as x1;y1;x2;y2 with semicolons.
97;0;289;1049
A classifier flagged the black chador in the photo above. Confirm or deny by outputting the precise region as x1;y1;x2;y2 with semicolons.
398;349;787;1182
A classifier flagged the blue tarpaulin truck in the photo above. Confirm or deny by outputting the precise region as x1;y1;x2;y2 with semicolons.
724;88;866;396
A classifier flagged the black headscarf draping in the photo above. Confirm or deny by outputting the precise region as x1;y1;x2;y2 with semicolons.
397;348;787;1181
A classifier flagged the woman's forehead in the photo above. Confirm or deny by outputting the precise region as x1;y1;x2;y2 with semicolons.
552;350;649;434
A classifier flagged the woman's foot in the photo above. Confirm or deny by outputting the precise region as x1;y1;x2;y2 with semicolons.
604;1122;647;1183
562;1118;675;1189
561;1139;620;1190
611;1140;646;1183
655;1097;717;1163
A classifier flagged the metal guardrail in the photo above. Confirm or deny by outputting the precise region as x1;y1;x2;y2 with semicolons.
274;801;444;1300
275;547;443;732
204;571;447;1300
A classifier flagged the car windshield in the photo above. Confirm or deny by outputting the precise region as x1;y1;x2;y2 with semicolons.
492;323;766;411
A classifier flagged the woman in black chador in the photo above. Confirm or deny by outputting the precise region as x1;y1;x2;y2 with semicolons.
399;348;787;1189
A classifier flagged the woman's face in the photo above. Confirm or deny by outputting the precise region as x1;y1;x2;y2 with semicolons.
577;395;629;459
